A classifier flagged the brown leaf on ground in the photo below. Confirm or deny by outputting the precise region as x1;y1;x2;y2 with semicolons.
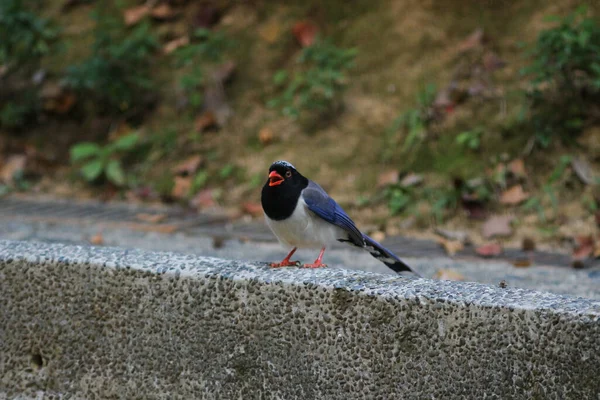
172;155;202;176
292;21;318;47
476;242;502;257
571;157;595;185
507;159;526;178
242;202;263;217
171;176;192;199
150;3;177;20
572;235;594;261
500;185;529;205
438;238;464;256
189;188;216;209
0;154;27;184
90;233;104;245
400;173;423;188
513;258;532;268
458;29;486;52
258;127;275;146
435;228;470;244
135;213;167;224
377;170;399;187
124;5;149;26
482;215;513;238
435;269;465;281
44;91;76;114
195;111;218;132
163;36;189;54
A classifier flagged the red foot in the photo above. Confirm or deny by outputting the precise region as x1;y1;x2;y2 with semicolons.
302;261;327;268
270;260;300;268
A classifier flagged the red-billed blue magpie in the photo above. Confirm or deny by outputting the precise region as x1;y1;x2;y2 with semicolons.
261;160;419;275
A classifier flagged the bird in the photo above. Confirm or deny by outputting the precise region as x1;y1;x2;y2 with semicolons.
261;160;419;276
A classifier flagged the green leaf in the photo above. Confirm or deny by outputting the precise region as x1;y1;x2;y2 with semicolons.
273;70;288;85
105;159;126;186
191;170;209;193
112;133;139;151
219;164;235;179
70;143;101;162
81;159;104;182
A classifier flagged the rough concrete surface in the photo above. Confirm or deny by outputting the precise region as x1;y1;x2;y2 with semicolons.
1;240;599;400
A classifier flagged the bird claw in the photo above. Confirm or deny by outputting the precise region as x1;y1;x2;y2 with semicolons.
302;262;327;269
270;260;301;268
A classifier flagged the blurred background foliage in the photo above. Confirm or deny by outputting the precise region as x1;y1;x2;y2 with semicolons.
1;0;600;255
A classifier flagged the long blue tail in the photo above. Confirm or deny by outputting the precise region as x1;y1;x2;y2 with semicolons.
362;234;419;276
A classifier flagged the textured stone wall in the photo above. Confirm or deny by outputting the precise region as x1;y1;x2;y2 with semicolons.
1;240;599;399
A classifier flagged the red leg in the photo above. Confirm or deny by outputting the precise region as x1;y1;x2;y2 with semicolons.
303;247;327;268
270;247;300;267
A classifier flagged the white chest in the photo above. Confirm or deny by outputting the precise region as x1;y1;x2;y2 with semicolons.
265;198;345;249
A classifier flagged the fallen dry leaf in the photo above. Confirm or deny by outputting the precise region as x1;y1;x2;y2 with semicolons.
500;185;529;205
292;21;318;47
476;242;502;257
572;235;595;261
124;5;149;26
135;213;167;224
171;176;192;199
150;3;177;20
90;233;104;245
435;228;470;244
508;159;526;178
482;215;513;238
163;36;189;54
512;258;532;268
438;238;464;256
189;188;216;209
458;28;485;52
44;91;76;114
258;127;275;146
172;155;203;176
400;173;423;188
435;269;465;281
377;170;399;187
0;154;27;184
195;111;218;132
242;202;263;217
571;157;595;185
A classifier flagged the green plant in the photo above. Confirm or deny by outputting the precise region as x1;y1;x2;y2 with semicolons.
174;29;233;110
65;5;157;114
522;6;600;147
383;83;436;160
70;132;140;186
456;128;483;150
0;0;59;129
267;39;357;120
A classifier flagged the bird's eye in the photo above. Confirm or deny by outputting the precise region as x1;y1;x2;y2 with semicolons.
285;170;292;178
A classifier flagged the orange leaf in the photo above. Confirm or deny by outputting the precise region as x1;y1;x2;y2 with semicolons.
377;170;399;187
292;21;318;47
500;185;529;205
171;176;192;199
195;111;218;132
90;233;104;245
242;202;263;217
150;3;177;20
258;127;275;146
507;159;526;178
438;238;464;256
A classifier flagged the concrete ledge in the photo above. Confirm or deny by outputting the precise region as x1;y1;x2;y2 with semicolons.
1;240;599;399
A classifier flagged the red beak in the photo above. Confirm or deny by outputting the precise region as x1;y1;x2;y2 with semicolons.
268;171;284;186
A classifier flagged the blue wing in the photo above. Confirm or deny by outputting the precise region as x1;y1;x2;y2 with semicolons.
302;180;365;246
